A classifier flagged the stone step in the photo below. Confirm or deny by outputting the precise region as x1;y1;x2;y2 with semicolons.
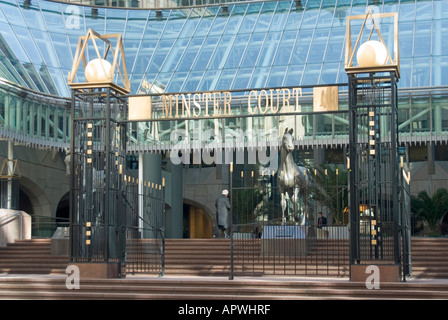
0;276;448;300
1;238;448;279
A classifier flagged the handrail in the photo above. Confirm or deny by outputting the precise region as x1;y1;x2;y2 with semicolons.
0;210;22;225
0;210;25;241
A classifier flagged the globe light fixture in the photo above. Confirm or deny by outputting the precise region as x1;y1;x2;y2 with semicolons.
85;58;112;83
356;40;388;67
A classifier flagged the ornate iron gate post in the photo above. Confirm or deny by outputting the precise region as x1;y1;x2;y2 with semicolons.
348;72;400;266
345;12;406;281
68;29;130;278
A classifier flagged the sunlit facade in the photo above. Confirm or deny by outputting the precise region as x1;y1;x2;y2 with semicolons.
0;0;448;237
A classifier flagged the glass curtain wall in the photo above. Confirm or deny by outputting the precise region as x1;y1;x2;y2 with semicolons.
0;0;448;150
0;0;447;98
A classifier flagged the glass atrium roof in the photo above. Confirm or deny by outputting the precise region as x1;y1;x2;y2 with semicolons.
0;0;447;98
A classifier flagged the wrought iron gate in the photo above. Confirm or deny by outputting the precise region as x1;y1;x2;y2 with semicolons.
69;88;128;276
347;71;411;280
69;88;165;277
123;178;165;276
230;167;350;277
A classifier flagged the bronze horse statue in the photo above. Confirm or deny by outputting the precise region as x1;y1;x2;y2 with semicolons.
278;128;312;225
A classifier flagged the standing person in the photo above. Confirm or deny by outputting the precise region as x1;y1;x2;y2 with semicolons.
215;189;231;238
317;212;327;228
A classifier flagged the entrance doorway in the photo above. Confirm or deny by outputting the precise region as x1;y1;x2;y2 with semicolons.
183;203;212;239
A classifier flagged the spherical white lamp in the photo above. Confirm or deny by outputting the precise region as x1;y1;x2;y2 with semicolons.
356;40;388;67
85;58;112;83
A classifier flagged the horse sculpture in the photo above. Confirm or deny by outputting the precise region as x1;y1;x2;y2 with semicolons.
278;128;312;225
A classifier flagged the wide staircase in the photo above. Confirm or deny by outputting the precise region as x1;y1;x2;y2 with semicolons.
0;237;448;299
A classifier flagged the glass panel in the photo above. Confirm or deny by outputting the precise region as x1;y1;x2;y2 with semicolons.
105;8;127;34
300;5;320;29
266;65;287;87
412;57;431;87
233;67;252;90
257;32;280;67
30;29;59;68
398;98;411;135
411;96;431;133
249;66;269;88
307;29;329;64
284;65;304;87
14;26;43;66
2;0;27;27
177;37;205;72
148;39;176;74
161;38;189;73
207;8;228;36
399;21;414;59
191;36;219;72
433;95;448;132
415;1;433;21
413;21;431;57
178;12;201;39
133;38;157;74
20;4;46;30
432;19;448;56
181;70;204;92
125;9;149;34
0;21;29;63
163;10;188;39
325;27;344;62
198;70;219;91
85;7;106;34
302;63;321;86
269;1;291;32
316;3;335;29
290;29;312;65
216;69;237;90
208;35;233;70
194;10;216;37
146;11;168;38
49;32;72;71
224;34;249;69
168;72;187;92
399;57;412;88
432;56;448;87
254;2;275;34
223;6;243;35
398;1;416;22
241;33;265;68
273;30;296;66
433;0;448;20
284;5;304;31
334;112;349;136
239;3;262;33
153;72;172;91
320;62;339;84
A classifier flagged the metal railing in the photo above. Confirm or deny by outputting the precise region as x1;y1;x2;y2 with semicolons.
229;168;351;277
31;215;70;238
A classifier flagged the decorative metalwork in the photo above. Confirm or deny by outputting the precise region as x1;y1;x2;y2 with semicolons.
69;88;128;273
68;28;130;94
345;10;400;78
345;11;411;280
230;167;349;278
